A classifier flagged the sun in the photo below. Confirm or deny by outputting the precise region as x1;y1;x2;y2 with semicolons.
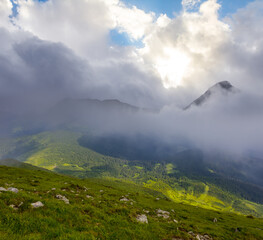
155;47;191;88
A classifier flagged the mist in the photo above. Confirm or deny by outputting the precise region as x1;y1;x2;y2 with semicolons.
0;0;263;159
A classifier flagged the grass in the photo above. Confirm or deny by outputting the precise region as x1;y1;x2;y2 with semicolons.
1;130;263;217
0;165;263;239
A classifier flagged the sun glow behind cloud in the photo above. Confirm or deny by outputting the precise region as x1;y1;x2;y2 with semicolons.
155;48;191;88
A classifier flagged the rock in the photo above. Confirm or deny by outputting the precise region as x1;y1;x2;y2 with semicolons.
51;188;56;191
188;233;213;240
143;209;150;214
9;204;18;210
0;187;7;192
156;198;160;201
157;209;170;219
86;195;93;199
173;219;179;224
100;190;104;193
7;187;19;193
31;201;44;208
56;194;69;204
213;218;217;223
136;214;148;224
120;197;129;202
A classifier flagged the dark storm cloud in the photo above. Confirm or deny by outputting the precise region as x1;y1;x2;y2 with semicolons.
0;27;170;113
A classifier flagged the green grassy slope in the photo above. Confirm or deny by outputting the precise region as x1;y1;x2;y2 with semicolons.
0;165;263;240
1;130;263;217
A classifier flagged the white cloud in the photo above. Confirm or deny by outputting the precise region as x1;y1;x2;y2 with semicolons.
107;0;155;40
15;0;115;58
140;0;230;90
13;0;155;58
0;0;13;28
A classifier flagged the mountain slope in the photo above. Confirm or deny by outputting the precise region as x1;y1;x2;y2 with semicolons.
1;131;263;217
0;165;263;240
0;158;47;171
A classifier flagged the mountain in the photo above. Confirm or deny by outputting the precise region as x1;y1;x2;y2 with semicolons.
184;81;237;110
0;158;48;171
1;130;263;217
40;98;144;131
0;164;263;239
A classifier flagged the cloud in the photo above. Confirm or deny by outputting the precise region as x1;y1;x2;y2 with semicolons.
139;0;230;91
14;0;114;58
13;0;155;58
0;0;13;28
0;0;263;155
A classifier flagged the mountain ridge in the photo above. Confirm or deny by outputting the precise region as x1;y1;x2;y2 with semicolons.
184;81;237;110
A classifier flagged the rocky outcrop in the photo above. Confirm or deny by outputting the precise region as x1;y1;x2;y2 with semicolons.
56;194;70;204
31;201;44;208
136;214;148;224
156;209;170;219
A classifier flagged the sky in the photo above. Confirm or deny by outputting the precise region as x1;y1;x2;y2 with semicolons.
0;0;263;153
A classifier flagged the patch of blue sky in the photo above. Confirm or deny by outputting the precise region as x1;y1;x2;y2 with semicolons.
9;0;18;17
122;0;182;18
109;29;144;48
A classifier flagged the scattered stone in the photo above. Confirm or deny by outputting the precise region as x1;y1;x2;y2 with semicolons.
51;188;56;191
213;218;218;223
156;198;160;201
18;202;23;207
0;187;7;192
100;190;104;193
173;219;179;224
120;197;129;202
86;195;93;199
56;194;69;204
31;201;44;208
7;187;19;193
9;204;18;210
188;232;213;240
143;209;150;214
157;209;170;219
136;214;148;224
